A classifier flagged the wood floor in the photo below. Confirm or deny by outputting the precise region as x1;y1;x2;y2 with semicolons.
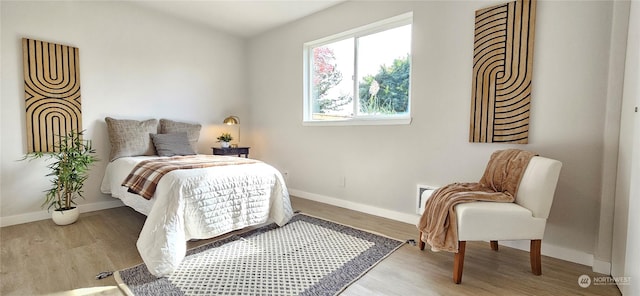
0;196;621;296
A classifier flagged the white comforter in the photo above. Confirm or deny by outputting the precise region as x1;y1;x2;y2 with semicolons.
100;156;293;277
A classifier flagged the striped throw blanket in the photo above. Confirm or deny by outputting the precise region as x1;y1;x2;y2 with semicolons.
122;155;258;199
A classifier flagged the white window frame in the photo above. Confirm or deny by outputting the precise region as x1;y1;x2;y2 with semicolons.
303;12;413;126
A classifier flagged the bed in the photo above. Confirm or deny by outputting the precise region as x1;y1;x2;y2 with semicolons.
100;118;293;277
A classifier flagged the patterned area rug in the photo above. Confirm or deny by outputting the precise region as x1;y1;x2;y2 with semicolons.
115;214;403;296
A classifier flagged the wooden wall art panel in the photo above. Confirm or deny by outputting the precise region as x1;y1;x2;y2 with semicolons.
23;38;82;152
469;0;536;144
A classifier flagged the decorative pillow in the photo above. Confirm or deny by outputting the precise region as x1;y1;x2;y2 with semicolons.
159;119;201;151
105;117;158;161
150;132;196;157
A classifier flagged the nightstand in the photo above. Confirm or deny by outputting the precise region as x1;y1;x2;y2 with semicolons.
211;146;250;158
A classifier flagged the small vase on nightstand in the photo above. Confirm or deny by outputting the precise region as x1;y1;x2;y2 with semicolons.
220;141;230;148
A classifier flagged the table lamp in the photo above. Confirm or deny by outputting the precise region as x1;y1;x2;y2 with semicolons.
223;116;240;147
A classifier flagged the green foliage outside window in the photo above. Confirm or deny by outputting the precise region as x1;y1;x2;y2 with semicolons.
359;55;410;114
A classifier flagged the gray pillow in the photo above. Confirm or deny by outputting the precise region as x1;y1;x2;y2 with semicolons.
105;117;158;161
151;132;196;157
159;119;201;151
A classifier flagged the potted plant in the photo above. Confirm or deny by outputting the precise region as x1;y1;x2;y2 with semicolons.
22;130;98;225
217;132;233;148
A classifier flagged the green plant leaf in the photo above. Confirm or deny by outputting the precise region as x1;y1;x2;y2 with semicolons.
21;130;98;211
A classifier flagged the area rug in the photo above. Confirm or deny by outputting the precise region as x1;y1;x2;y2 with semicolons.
115;214;404;296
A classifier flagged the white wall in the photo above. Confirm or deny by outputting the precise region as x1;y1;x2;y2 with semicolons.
0;1;4;226
247;0;616;266
0;1;247;225
613;1;640;294
595;0;630;274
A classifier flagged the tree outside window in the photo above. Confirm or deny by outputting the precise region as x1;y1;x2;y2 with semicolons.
305;17;412;124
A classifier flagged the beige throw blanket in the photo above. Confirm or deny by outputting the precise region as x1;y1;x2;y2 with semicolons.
122;155;258;199
417;149;536;252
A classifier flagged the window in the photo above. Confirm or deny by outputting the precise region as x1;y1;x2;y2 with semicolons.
303;13;412;125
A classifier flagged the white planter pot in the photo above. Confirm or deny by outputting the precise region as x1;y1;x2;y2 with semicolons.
221;141;230;148
52;207;79;226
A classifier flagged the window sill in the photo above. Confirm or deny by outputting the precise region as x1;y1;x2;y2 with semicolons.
302;117;412;126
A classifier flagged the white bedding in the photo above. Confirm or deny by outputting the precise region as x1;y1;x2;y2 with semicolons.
100;155;293;277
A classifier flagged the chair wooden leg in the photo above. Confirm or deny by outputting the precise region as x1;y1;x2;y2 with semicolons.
418;231;425;250
530;239;542;275
453;241;466;284
490;240;499;251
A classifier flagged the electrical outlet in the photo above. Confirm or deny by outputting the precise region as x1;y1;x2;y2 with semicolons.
283;171;289;181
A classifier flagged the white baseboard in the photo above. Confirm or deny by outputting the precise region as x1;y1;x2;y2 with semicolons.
289;189;420;225
0;200;124;227
290;188;609;271
592;259;612;275
498;240;598;269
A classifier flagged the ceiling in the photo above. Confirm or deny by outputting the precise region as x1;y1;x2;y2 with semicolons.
131;0;346;38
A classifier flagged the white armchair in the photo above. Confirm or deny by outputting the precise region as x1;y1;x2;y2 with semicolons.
419;156;562;284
